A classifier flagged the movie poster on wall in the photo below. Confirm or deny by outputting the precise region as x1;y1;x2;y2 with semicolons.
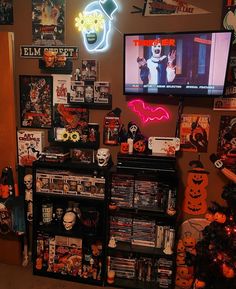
217;115;236;169
52;74;71;104
222;0;236;48
0;0;13;25
32;0;65;45
179;114;210;153
20;75;53;128
143;0;210;16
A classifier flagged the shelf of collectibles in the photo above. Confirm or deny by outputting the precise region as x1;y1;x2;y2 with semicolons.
106;153;178;289
31;153;112;286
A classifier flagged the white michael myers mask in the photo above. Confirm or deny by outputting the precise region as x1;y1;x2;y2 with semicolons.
96;148;110;167
63;211;76;230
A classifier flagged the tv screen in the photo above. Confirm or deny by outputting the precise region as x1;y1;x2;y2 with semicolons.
124;31;233;97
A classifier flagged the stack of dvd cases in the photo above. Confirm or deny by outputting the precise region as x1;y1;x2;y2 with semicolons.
110;257;136;279
111;174;134;208
134;179;158;209
132;218;156;247
156;258;173;288
110;216;132;242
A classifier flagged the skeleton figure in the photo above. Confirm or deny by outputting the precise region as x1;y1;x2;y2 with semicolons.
24;174;33;222
63;211;77;230
96;148;111;167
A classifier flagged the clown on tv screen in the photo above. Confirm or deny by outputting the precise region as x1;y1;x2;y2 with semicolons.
124;31;233;97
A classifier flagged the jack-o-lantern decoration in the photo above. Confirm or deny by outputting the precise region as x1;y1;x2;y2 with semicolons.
182;233;197;255
183;160;209;215
120;142;129;154
175;275;193;289
177;266;193;280
183;199;208;215
177;239;186;253
214;211;226;224
133;139;146;153
222;263;235;278
176;252;186;266
185;187;207;200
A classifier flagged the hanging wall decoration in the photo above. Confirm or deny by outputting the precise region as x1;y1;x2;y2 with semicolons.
0;0;13;25
183;160;209;215
103;108;121;145
32;0;65;45
75;0;119;53
128;99;170;124
142;0;211;16
20;46;79;59
179;114;210;153
20;75;53;128
216;115;236;170
222;0;236;47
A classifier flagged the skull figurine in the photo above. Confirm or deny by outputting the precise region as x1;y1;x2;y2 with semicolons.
96;148;111;167
24;174;33;190
63;211;77;230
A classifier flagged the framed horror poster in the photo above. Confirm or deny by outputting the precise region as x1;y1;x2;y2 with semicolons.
20;75;53;128
32;0;65;45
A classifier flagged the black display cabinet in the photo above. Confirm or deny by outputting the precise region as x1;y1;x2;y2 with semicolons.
32;160;110;286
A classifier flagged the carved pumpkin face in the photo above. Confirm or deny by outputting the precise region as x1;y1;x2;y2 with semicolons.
133;139;146;153
177;266;193;280
214;212;226;224
185;186;207;200
176;252;186;265
175;275;193;289
222;263;235;278
120;142;129;154
187;170;208;188
183;199;207;215
177;239;185;253
182;235;196;249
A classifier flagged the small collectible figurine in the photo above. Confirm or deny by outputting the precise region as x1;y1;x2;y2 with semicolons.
108;236;116;248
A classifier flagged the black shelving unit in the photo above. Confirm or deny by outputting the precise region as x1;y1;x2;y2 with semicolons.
32;160;111;286
106;153;178;289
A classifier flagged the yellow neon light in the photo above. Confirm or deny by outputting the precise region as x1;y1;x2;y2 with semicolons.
75;11;105;32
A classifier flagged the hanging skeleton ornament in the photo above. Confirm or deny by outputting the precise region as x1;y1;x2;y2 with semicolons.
63;211;77;230
96;148;111;167
24;174;33;222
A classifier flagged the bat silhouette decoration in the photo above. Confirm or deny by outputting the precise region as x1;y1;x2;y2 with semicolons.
128;99;170;124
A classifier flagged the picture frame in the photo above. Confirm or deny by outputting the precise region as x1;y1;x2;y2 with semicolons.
20;75;53;128
0;0;13;25
32;0;65;45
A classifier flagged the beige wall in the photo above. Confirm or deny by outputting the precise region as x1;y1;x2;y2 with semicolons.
0;0;232;221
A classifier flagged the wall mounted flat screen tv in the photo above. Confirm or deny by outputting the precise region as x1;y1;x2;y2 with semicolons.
124;31;233;97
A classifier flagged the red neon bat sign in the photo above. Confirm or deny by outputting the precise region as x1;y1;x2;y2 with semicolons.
128;99;170;124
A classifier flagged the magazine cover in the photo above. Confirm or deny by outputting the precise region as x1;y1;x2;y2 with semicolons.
217;115;236;169
20;75;53;128
180;114;210;152
17;129;45;166
32;0;65;45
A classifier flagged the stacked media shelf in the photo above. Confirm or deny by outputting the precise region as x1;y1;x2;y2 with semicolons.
106;153;178;289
